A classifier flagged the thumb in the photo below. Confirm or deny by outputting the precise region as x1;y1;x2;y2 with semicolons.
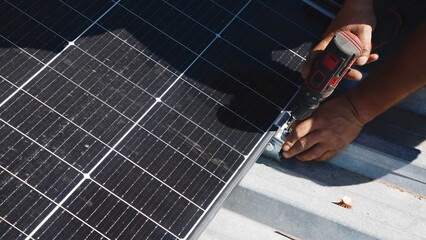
355;28;373;66
302;33;335;79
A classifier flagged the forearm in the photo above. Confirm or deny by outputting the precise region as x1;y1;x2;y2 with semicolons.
346;22;426;124
344;0;373;9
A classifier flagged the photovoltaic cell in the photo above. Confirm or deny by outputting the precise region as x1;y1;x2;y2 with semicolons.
0;170;56;233
202;38;298;108
162;79;261;155
0;123;82;201
63;181;178;239
6;0;113;41
140;103;244;181
0;1;66;63
163;0;235;33
33;209;107;240
115;125;225;207
119;0;215;54
43;47;156;122
0;0;322;239
0;79;17;103
181;58;281;131
0;92;111;172
0;218;27;240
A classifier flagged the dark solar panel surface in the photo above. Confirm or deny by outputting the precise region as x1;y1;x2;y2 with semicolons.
0;0;327;239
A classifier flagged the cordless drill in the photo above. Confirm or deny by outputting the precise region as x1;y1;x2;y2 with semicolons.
282;30;362;136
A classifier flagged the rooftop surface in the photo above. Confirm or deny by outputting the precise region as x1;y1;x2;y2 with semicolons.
201;90;426;240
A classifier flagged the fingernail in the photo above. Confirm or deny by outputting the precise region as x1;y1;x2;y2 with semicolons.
357;56;368;65
283;144;290;151
282;152;289;158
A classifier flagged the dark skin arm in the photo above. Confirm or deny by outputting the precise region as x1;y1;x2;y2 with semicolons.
282;21;426;161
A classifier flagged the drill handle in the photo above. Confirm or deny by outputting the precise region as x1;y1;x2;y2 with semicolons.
305;31;362;98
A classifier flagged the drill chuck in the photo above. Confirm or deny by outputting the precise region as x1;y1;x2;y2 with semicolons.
291;88;321;120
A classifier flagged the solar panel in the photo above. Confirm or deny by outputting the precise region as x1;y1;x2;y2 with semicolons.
0;0;327;239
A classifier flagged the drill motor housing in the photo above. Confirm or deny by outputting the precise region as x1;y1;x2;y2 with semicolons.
291;31;362;121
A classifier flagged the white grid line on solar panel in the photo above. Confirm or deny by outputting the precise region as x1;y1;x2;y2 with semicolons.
4;0;256;208
24;66;135;145
1;76;211;207
0;96;198;238
1;83;199;237
0;0;119;107
5;0;270;238
162;0;307;61
75;1;252;238
0;40;71;109
71;39;265;132
0;120;181;240
25;178;86;240
112;125;226;209
114;2;299;93
160;79;261;154
185;128;270;238
2;51;231;218
223;37;301;85
60;0;283;111
58;42;259;155
8;1;66;39
5;0;266;156
8;1;69;41
0;4;232;183
158;0;306;80
35;210;106;240
69;43;254;156
0;215;34;240
241;0;320;40
0;2;62;64
71;181;180;239
92;23;281;109
0;166;55;222
4;0;117;45
0;165;111;240
0;124;81;202
8;65;226;183
1;96;105;169
0;47;42;86
144;105;241;181
7;0;253;206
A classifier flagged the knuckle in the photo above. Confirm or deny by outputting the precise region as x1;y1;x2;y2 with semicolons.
293;127;304;138
297;139;307;150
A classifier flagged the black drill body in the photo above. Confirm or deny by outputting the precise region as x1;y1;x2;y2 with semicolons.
290;31;362;121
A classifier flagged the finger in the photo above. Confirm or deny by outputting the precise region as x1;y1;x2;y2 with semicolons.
355;28;373;65
282;130;322;158
354;53;379;66
302;33;335;79
314;150;337;161
345;53;379;80
302;51;320;79
366;53;379;64
296;143;328;161
344;68;363;81
282;118;315;151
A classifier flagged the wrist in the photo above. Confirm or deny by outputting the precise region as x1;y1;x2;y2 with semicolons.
344;0;374;13
342;93;369;125
345;0;374;7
